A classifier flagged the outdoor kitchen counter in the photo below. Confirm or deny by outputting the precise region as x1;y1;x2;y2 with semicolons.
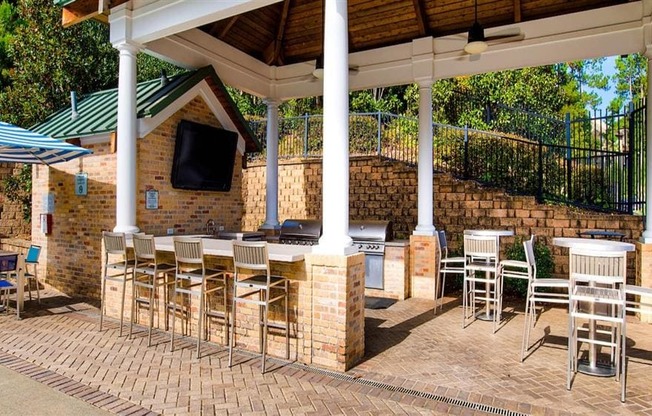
149;235;312;262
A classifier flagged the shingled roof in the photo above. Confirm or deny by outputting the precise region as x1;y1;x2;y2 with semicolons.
32;65;261;153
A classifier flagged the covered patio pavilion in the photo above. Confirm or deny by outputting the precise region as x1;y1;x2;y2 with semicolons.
54;0;652;371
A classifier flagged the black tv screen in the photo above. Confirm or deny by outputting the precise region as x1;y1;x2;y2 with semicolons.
171;120;238;191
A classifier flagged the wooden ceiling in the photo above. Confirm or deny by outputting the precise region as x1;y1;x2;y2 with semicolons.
64;0;628;66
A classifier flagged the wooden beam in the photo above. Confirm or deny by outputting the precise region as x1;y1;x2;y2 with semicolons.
411;0;428;37
61;0;109;27
271;0;291;65
219;15;240;38
514;0;522;23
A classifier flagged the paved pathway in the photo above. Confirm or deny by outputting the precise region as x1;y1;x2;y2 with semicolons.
1;289;651;415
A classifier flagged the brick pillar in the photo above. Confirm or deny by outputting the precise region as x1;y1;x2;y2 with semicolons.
635;242;652;323
409;235;439;299
304;252;365;371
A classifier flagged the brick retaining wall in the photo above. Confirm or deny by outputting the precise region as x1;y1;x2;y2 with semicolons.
243;156;643;279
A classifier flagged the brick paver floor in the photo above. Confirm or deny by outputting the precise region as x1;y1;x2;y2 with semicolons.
1;288;651;415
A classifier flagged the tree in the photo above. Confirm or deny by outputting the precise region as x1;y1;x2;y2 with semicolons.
609;53;647;112
565;59;609;111
0;0;18;90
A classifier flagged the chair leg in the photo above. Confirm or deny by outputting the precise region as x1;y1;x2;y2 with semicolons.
34;268;40;304
223;277;229;346
440;273;447;312
621;317;627;402
261;299;269;374
434;271;440;315
100;267;107;332
228;283;238;368
119;275;127;337
197;279;205;359
129;273;136;339
170;277;177;352
148;275;155;347
285;280;289;360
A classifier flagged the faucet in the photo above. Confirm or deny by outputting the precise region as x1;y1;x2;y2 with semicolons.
205;219;216;235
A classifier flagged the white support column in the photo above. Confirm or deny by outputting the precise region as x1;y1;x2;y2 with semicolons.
113;42;140;234
642;50;652;242
413;80;436;236
261;99;280;230
314;0;354;255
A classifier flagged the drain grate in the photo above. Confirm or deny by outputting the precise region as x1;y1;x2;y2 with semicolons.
267;358;529;416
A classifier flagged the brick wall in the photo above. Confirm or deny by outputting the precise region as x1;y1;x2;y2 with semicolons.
0;163;30;237
243;156;644;279
30;96;244;298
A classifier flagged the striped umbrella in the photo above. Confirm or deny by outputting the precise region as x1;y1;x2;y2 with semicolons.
0;121;91;164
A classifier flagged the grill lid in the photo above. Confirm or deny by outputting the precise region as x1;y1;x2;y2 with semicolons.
279;219;322;241
348;220;393;242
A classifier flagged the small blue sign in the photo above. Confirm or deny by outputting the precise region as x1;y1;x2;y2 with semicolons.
75;172;88;196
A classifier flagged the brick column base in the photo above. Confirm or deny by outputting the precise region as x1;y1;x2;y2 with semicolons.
304;252;365;371
635;242;652;323
409;235;439;299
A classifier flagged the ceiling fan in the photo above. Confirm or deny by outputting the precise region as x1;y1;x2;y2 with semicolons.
463;0;523;55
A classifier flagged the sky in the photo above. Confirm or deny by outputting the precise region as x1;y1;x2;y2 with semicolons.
592;55;618;111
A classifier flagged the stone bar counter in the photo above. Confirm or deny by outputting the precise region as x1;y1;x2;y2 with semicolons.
103;236;365;371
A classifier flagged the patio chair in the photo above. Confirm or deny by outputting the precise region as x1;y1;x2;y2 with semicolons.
498;235;534;304
228;240;289;373
170;236;228;359
462;234;501;332
520;238;569;362
434;230;465;314
0;253;19;318
100;232;135;336
129;234;176;346
24;245;41;304
567;248;626;400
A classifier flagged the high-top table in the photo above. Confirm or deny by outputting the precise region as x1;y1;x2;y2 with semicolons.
464;229;514;320
553;237;634;377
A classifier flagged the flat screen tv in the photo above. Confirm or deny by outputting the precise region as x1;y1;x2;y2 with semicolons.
171;120;238;192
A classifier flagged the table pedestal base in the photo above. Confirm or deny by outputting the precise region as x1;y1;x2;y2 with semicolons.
476;311;498;321
577;359;616;377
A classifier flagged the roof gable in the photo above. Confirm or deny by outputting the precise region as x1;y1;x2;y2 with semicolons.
31;65;260;153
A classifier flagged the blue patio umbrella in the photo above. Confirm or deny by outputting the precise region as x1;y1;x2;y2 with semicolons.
0;121;91;164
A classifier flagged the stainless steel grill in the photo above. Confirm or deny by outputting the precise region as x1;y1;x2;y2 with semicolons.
349;220;393;290
279;219;322;246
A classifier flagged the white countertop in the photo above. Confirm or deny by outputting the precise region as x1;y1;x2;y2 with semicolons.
134;235;312;262
552;237;634;253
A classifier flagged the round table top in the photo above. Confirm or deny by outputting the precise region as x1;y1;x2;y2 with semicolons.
464;229;514;237
552;237;634;252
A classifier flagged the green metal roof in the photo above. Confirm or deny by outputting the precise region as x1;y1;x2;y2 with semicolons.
53;0;77;6
32;66;260;153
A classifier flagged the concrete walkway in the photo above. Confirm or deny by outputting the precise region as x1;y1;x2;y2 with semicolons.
1;288;651;415
0;365;112;416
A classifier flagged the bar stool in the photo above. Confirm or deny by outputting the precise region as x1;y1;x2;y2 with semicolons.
23;245;41;304
463;234;500;332
434;230;465;314
130;234;176;346
228;240;289;373
171;236;228;358
100;231;135;336
567;248;626;399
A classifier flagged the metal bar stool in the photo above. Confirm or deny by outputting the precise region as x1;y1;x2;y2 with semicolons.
567;248;626;400
463;234;501;332
228;240;289;373
171;236;228;358
130;234;176;346
100;232;135;336
434;230;465;314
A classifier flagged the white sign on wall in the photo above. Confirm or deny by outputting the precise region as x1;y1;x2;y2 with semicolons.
75;172;88;196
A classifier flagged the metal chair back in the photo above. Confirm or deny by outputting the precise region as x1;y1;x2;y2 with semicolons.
173;236;204;267
103;231;127;256
25;245;41;264
232;240;269;273
464;234;499;263
133;234;156;262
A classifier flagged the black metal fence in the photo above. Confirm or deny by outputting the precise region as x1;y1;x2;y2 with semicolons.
248;102;647;215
